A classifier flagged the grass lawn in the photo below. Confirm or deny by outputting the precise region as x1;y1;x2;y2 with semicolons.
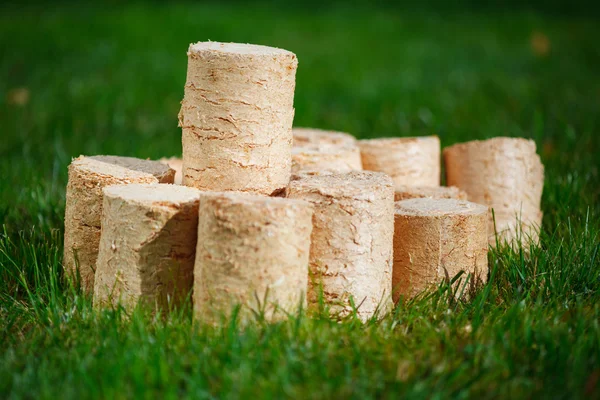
1;1;599;398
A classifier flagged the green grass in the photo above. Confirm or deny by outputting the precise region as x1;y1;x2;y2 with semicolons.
1;2;599;398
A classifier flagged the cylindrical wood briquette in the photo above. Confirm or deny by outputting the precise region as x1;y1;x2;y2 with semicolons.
443;137;544;246
292;143;362;174
393;198;489;302
93;183;201;311
179;42;298;195
358;136;440;187
293;127;357;147
93;155;175;183
194;192;313;323
286;171;395;320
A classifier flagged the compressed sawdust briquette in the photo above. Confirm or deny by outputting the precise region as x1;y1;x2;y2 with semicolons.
90;155;175;183
358;136;440;187
291;143;362;174
292;127;357;147
443;137;544;246
393;198;488;302
194;192;314;323
93;183;201;311
394;185;468;202
286;171;395;320
179;42;297;195
63;156;174;292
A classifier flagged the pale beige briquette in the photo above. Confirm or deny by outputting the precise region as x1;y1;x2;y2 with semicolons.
194;192;313;324
93;183;201;311
289;170;335;182
394;185;468;202
443;137;544;246
291;143;362;174
286;171;395;320
159;157;183;185
179;42;298;195
63;156;175;292
358;136;441;187
393;198;489;302
292;127;357;147
90;155;175;183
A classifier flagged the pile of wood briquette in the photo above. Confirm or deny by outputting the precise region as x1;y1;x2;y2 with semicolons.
63;42;544;322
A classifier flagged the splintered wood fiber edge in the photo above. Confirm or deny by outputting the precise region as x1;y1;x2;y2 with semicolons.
393;198;489;302
63;156;175;292
286;171;395;320
291;143;363;174
194;192;314;323
394;185;468;202
292;127;357;147
358;136;441;187
159;157;183;185
443;137;544;245
94;183;201;311
180;42;298;195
